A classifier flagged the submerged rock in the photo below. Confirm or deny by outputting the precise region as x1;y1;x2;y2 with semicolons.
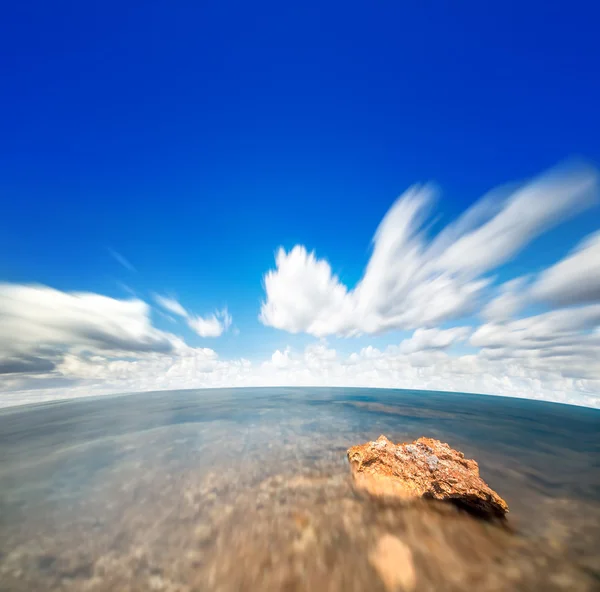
347;435;508;520
368;534;416;592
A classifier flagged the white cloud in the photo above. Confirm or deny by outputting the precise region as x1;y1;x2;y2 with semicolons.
469;305;600;387
265;342;337;373
154;294;188;318
1;329;599;409
271;347;292;369
530;231;600;306
260;339;600;408
470;305;600;350
260;163;598;336
481;230;600;322
56;343;219;385
396;327;470;354
154;294;232;338
1;164;600;410
432;164;596;275
0;284;173;372
0;283;234;396
481;277;530;321
188;309;232;338
0;282;241;405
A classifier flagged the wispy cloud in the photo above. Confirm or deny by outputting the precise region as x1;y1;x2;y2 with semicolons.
156;310;177;323
0;281;598;409
1;164;599;409
530;231;600;307
259;163;598;336
0;283;176;378
481;277;530;322
108;248;136;272
188;309;232;338
153;294;188;318
153;294;233;338
116;281;137;297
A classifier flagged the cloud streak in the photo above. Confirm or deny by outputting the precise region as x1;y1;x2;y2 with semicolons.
153;294;232;338
1;164;599;409
2;335;599;410
260;163;598;336
530;231;600;307
108;248;136;272
0;283;173;361
0;281;598;409
153;294;188;318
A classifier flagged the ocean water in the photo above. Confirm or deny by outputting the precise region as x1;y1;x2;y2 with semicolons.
0;387;599;591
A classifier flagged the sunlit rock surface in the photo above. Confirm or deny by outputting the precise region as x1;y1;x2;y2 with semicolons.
348;435;509;520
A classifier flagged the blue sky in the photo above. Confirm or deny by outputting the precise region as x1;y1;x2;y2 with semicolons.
1;1;599;407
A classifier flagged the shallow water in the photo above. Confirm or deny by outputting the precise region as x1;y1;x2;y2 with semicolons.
0;387;599;590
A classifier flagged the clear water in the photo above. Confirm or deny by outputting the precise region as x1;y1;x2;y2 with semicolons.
1;387;599;590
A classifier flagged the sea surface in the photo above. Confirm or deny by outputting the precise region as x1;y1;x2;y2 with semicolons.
0;387;599;591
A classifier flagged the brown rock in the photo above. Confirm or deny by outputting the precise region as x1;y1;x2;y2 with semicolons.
347;435;508;520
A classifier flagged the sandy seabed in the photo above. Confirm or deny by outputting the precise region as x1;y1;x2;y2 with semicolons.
1;387;599;591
